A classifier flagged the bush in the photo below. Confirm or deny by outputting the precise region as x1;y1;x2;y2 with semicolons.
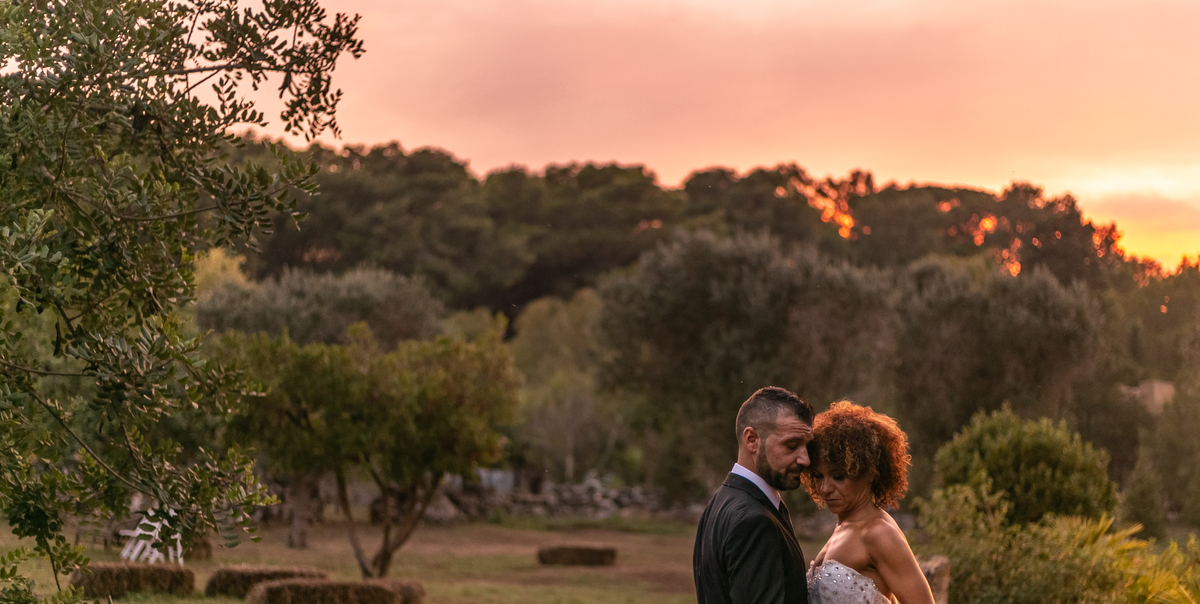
934;406;1117;525
919;484;1200;604
204;565;327;598
68;561;194;598
1120;447;1168;539
245;578;424;604
198;266;445;348
1184;459;1200;527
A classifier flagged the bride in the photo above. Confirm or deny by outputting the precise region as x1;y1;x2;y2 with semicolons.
799;401;935;604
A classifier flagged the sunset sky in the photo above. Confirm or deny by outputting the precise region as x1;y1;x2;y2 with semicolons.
262;0;1200;269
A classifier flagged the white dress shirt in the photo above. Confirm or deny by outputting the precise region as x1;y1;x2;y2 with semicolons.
731;462;782;510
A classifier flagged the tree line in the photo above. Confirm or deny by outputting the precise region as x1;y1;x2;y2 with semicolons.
206;138;1199;522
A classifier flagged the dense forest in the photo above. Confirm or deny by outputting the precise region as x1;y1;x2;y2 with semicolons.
206;137;1199;516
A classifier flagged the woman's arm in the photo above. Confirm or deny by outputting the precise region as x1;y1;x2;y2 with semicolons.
866;522;935;604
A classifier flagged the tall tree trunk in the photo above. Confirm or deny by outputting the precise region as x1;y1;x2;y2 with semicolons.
286;473;317;549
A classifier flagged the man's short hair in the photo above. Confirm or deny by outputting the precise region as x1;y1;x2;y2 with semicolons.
735;387;814;444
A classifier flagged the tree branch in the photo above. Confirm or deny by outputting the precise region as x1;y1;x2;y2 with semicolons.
385;475;441;558
28;391;145;495
55;180;293;223
0;358;87;377
335;467;373;579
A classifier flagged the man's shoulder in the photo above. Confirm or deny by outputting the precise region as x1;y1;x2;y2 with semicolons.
705;481;778;525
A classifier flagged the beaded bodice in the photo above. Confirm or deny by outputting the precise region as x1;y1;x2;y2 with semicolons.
807;560;893;604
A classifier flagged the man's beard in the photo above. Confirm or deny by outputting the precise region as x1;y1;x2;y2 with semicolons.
757;445;803;491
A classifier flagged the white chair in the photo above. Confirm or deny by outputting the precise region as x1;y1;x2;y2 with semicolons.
118;512;184;566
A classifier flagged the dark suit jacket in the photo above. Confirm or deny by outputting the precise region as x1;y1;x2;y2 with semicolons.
693;473;807;604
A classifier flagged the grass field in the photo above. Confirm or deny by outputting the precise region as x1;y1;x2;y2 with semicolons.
4;516;829;604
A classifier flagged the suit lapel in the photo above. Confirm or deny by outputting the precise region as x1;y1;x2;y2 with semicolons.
724;474;798;539
723;473;774;507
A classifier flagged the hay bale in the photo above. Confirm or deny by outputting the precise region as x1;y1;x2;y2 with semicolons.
537;545;617;566
245;579;400;604
918;555;950;604
366;578;426;604
204;565;327;598
68;561;194;598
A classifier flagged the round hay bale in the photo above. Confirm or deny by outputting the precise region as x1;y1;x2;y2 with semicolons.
366;578;426;604
204;565;327;598
68;561;194;598
245;578;398;604
536;545;617;566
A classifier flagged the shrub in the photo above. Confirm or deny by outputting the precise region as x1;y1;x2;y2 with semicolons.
245;578;425;604
204;565;327;598
68;561;194;598
934;406;1117;525
1120;447;1168;539
918;483;1200;604
1184;459;1200;527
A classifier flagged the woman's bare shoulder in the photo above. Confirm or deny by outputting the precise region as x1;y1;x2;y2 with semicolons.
860;511;910;554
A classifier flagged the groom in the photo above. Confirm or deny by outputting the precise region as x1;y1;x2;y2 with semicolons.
693;386;814;604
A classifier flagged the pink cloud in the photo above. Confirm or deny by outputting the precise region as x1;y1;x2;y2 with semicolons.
247;0;1200;264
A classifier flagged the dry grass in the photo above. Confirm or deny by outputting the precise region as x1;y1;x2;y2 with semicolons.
2;516;831;604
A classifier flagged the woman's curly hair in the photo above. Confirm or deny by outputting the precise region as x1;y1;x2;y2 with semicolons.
799;401;912;510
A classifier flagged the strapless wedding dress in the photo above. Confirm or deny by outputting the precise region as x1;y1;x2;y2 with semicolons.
807;560;894;604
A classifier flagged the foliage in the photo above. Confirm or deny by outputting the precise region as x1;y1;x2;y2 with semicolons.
345;325;521;578
918;483;1200;604
508;289;626;483
679;164;865;248
217;324;521;577
248;149;888;317
934;406;1118;525
599;230;895;494
212;331;356;480
1122;257;1200;379
194;248;250;300
895;258;1102;461
0;0;360;601
1120;446;1168;539
249;146;685;312
198;266;444;347
848;182;1134;289
252;144;533;309
1184;459;1200;528
1148;318;1200;517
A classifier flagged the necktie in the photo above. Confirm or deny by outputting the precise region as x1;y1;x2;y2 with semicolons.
778;499;795;534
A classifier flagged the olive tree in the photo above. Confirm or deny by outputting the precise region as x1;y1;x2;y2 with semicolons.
340;328;521;578
0;0;361;598
198;266;445;348
218;325;521;578
599;230;895;500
